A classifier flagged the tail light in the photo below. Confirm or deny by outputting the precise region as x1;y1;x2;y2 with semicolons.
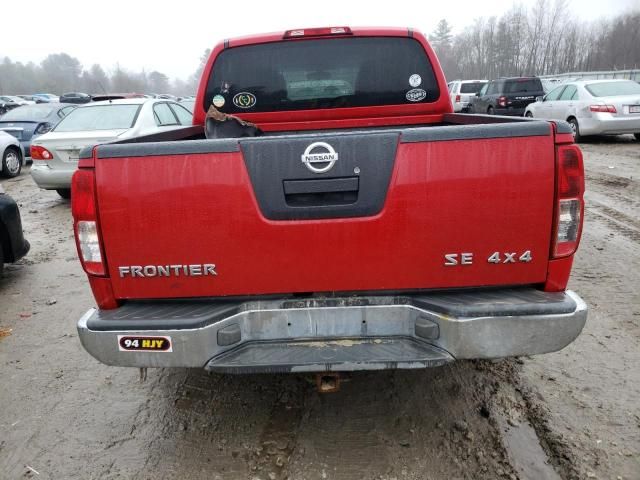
31;145;54;160
33;122;52;135
455;95;461;103
552;145;584;258
72;169;107;276
498;96;508;107
589;105;616;113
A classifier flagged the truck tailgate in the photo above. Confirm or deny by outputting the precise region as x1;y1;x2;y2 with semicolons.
93;122;556;300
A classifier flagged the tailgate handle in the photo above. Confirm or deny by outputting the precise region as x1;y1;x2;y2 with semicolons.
283;177;359;195
283;177;359;207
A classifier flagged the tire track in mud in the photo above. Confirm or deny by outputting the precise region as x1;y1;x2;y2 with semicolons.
586;206;640;244
588;201;640;231
247;380;313;480
586;171;638;207
489;361;581;480
288;374;396;480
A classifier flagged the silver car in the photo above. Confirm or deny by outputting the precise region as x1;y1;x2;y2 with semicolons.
1;131;25;178
447;80;487;112
30;98;193;198
525;79;640;141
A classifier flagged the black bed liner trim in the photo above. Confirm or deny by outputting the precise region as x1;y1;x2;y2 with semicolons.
95;138;239;159
86;115;562;160
86;288;577;332
402;118;551;143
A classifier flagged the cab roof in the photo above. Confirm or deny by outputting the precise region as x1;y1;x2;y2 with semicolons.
221;26;416;49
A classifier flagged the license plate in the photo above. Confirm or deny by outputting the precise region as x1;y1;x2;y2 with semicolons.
630;105;640;113
62;149;81;161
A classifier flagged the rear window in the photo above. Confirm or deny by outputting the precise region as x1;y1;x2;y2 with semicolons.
504;79;543;93
205;37;439;114
585;81;640;97
0;105;54;121
54;104;141;132
460;82;486;94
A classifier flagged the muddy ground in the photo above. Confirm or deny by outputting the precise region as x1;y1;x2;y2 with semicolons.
0;137;638;480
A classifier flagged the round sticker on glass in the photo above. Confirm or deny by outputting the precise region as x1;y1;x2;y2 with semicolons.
212;95;225;108
409;74;422;87
233;92;257;109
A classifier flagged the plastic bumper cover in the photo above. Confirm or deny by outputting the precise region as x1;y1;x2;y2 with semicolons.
77;288;587;373
30;164;74;189
579;115;640;135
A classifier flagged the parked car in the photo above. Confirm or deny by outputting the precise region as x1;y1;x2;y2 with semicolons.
32;93;60;103
0;131;25;178
0;96;23;116
447;80;487;112
90;93;146;102
59;92;92;104
0;103;77;157
471;77;545;116
31;98;194;198
17;95;42;103
525;79;640;141
0;95;35;106
178;98;195;113
0;183;30;275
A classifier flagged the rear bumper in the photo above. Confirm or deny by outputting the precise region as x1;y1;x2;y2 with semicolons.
30;163;75;189
77;288;587;373
579;115;640;135
19;141;31;158
453;101;471;112
495;107;526;116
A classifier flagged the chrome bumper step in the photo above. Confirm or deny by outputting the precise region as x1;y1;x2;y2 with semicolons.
205;337;454;373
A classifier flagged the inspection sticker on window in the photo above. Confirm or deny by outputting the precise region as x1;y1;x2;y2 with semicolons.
118;335;172;352
212;95;225;108
406;88;427;102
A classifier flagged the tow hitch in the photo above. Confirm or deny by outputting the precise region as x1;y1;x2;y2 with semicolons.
316;373;341;393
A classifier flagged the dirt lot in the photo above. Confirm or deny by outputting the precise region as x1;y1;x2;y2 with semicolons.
0;137;638;480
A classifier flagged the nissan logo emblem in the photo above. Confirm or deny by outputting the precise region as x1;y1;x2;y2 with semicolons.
301;142;339;173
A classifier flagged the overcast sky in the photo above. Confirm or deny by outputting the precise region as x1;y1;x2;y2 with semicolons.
1;0;638;79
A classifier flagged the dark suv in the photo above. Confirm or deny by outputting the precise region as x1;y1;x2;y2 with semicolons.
471;77;545;116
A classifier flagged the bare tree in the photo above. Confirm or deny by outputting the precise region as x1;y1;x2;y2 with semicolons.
441;3;639;81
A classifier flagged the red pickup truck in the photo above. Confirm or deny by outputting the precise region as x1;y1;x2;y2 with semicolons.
73;27;587;374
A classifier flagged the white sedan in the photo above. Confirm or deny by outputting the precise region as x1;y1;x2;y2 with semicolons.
30;98;193;198
0;131;25;178
524;79;640;142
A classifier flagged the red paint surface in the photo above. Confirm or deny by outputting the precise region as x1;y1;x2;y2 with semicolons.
193;28;453;131
72;28;585;307
93;135;556;301
543;257;574;292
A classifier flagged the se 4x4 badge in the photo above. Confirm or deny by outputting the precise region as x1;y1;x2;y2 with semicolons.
444;251;533;266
